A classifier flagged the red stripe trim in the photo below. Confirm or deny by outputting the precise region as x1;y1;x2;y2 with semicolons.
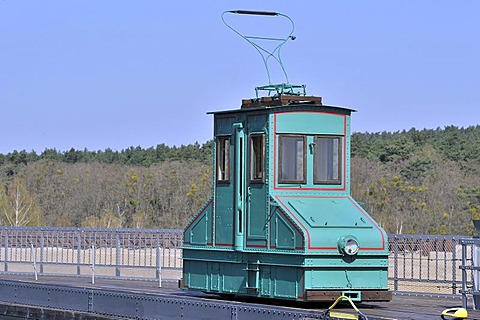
273;112;347;191
348;197;385;250
278;207;305;248
274;195;385;251
246;244;267;248
215;243;234;247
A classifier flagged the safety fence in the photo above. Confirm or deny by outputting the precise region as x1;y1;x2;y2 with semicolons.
389;234;466;295
0;227;183;282
0;227;479;305
388;234;480;309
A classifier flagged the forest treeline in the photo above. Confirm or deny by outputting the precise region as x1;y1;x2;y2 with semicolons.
350;125;480;236
0;126;479;235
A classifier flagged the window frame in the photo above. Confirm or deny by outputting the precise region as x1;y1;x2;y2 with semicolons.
313;135;342;185
250;133;265;183
278;134;307;184
216;135;231;183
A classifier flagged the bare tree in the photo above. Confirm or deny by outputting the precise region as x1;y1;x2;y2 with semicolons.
1;176;42;226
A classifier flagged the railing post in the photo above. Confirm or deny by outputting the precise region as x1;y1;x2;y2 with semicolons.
462;239;468;309
157;247;162;288
393;234;398;292
31;244;38;281
4;229;8;273
91;244;95;284
473;239;480;310
39;231;44;274
115;231;121;277
452;237;457;295
77;230;81;275
156;234;162;288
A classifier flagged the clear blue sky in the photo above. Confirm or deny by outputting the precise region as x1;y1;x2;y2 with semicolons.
1;1;479;154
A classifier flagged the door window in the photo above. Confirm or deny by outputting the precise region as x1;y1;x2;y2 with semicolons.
217;136;231;182
250;134;265;183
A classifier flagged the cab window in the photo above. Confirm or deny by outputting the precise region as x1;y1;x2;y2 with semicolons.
250;134;265;183
314;136;342;184
217;136;231;182
279;135;306;184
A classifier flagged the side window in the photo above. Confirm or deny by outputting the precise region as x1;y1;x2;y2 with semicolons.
279;135;306;184
314;136;342;184
217;136;231;182
250;134;265;183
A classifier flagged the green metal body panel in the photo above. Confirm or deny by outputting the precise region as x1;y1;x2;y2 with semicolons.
184;198;213;246
274;196;386;251
183;99;390;302
275;112;345;135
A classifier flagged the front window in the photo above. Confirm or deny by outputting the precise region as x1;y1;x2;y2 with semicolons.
314;136;342;184
217;136;230;182
279;135;306;183
250;134;265;182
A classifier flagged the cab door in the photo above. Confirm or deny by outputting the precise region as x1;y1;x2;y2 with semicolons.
233;123;246;251
246;127;268;248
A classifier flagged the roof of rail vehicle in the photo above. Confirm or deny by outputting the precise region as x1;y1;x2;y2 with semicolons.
208;103;356;116
208;95;356;115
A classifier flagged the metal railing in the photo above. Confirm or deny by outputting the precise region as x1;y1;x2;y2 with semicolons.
459;238;480;309
1;227;479;306
388;234;480;309
388;234;468;296
0;227;183;282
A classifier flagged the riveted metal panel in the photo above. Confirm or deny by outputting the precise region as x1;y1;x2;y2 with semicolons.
274;196;387;252
235;305;322;320
92;292;139;318
39;285;90;311
171;300;235;320
307;268;387;289
0;281;18;303
91;292;235;320
0;281;89;311
185;260;208;290
184;198;214;247
2;276;477;319
275;112;345;135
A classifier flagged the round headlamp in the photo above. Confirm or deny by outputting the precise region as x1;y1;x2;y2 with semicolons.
338;236;360;256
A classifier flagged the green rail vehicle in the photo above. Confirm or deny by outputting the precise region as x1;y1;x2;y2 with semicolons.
182;10;391;303
182;95;391;302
